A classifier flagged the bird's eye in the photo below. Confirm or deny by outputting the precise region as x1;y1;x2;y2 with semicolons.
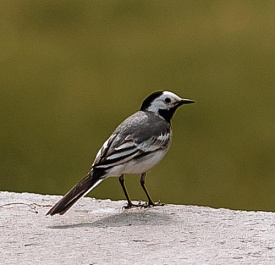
165;97;171;103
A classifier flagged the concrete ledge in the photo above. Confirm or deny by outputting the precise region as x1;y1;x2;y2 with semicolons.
1;191;275;264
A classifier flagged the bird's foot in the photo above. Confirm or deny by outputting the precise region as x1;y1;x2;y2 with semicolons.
142;200;165;208
123;202;141;209
124;200;165;209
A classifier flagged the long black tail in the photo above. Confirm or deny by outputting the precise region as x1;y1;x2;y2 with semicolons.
46;171;103;216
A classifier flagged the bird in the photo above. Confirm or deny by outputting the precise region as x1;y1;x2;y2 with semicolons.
46;91;194;215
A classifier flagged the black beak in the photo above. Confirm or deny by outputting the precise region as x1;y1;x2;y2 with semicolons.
178;98;195;105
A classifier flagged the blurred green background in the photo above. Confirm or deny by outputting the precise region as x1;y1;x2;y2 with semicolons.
1;1;274;211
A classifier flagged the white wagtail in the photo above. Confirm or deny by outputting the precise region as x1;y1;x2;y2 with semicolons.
47;91;194;215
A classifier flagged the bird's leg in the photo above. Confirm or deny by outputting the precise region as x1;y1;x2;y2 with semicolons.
140;172;164;207
119;175;139;209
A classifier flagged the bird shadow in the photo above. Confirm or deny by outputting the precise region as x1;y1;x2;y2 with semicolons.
48;207;172;230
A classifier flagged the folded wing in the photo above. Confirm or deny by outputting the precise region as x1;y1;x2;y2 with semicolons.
93;132;170;170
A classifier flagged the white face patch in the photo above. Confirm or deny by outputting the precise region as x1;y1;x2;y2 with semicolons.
146;91;182;114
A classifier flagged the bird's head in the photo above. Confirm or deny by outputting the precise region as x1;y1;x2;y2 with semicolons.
140;91;194;123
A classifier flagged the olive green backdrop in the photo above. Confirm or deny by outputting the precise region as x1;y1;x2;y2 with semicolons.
1;1;274;211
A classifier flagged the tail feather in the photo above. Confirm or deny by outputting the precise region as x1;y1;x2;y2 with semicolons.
46;171;103;216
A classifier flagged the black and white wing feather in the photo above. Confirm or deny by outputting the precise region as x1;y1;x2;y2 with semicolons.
92;111;171;170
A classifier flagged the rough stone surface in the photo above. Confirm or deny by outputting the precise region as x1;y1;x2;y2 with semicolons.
1;191;275;265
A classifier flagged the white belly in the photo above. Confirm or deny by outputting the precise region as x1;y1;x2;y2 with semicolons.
106;149;169;176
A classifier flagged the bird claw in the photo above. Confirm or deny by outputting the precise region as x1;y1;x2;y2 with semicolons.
123;202;141;209
123;200;165;209
141;200;165;208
